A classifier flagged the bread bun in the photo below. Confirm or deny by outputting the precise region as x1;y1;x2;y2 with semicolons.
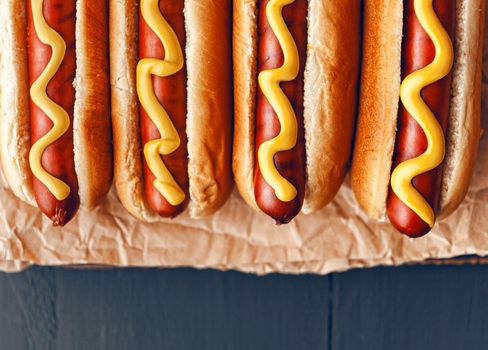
0;0;34;205
74;0;113;208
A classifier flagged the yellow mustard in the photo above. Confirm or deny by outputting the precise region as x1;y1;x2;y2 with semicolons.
137;0;185;206
390;0;454;227
257;0;299;202
29;0;71;201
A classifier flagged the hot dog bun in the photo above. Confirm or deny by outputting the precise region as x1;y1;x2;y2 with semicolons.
233;0;360;215
351;0;485;220
110;0;233;221
74;0;113;208
0;0;112;211
0;0;34;204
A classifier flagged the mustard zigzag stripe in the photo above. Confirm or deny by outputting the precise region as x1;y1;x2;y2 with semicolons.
390;0;454;226
137;0;185;206
257;0;299;202
29;0;71;201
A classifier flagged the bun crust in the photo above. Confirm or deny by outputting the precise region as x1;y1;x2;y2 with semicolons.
302;0;360;213
110;0;150;221
185;0;233;218
0;0;34;205
440;0;485;217
110;0;233;221
74;0;113;208
0;0;112;209
232;0;360;214
351;0;485;220
232;0;259;211
350;0;403;219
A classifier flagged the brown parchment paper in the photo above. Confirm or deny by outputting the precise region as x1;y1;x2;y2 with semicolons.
1;14;488;275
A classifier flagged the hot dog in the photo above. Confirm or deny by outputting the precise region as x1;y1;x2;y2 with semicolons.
110;0;233;221
351;0;485;237
28;0;80;225
233;0;361;223
254;0;307;224
138;0;189;218
0;0;112;226
387;0;455;237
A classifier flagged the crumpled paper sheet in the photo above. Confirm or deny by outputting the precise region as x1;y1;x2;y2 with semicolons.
1;16;488;276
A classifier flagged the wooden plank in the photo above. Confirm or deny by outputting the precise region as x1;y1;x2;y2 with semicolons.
0;272;29;349
3;265;488;349
3;267;57;350
53;268;329;350
331;265;488;350
223;271;329;350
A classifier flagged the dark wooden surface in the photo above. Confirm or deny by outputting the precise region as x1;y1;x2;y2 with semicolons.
0;265;487;350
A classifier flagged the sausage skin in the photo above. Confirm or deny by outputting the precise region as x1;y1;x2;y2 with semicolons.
387;0;456;237
27;0;79;226
254;0;307;224
139;0;189;218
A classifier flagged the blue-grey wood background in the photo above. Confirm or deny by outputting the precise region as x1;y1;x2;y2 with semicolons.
0;265;487;349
